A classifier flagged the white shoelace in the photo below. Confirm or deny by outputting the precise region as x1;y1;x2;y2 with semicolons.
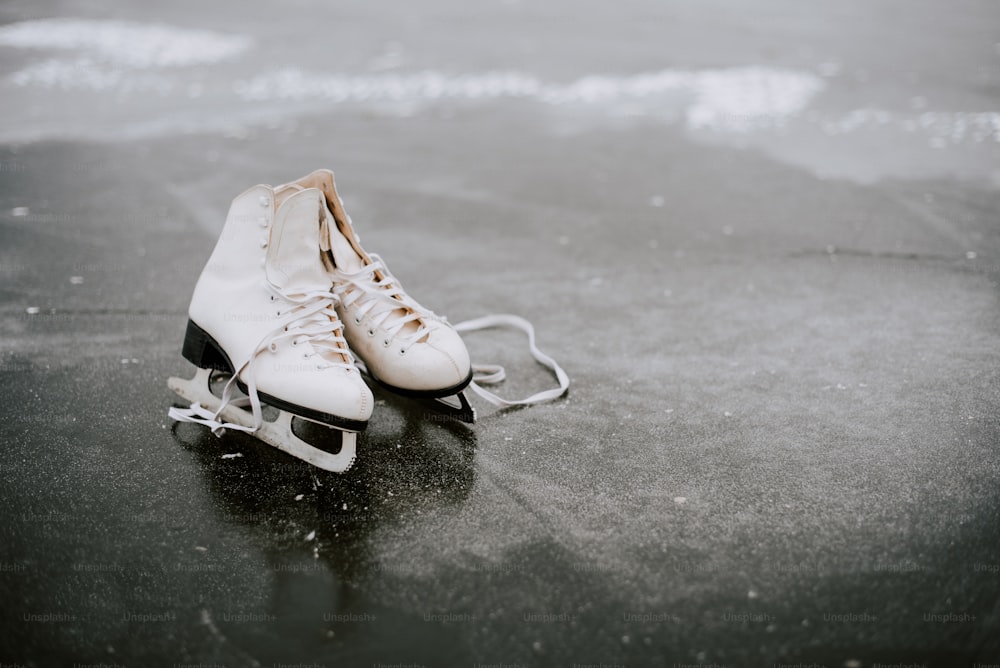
168;286;354;435
331;254;432;352
454;314;570;408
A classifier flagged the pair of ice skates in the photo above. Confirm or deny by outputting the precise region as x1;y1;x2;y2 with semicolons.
168;169;568;473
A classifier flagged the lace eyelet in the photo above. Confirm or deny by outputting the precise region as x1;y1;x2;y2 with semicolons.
399;348;407;356
367;329;375;337
383;339;390;348
354;317;361;325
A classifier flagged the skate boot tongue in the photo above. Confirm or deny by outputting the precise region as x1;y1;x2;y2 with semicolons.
267;188;330;293
267;188;353;366
322;205;366;274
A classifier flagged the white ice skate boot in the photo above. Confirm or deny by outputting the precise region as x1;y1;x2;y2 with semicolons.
276;170;476;422
167;184;373;472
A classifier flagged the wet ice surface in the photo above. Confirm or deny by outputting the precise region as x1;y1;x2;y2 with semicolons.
2;0;1000;665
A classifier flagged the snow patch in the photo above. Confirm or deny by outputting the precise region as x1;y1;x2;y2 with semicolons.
0;19;250;90
0;18;251;68
817;108;1000;144
234;66;824;132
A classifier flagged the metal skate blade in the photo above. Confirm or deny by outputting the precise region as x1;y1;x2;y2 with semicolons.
432;392;477;424
168;368;357;473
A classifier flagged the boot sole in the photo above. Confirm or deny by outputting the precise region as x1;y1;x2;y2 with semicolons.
366;366;474;399
180;319;368;433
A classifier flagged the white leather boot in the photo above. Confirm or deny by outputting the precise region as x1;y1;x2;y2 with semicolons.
276;170;474;414
167;184;373;472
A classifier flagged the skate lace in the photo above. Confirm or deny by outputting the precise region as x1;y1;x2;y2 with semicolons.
331;253;432;352
454;314;570;408
168;287;354;436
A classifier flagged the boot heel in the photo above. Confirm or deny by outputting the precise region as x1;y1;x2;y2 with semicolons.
181;320;231;371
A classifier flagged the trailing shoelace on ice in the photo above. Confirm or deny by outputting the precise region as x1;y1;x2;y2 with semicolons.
453;313;570;408
168;286;354;435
